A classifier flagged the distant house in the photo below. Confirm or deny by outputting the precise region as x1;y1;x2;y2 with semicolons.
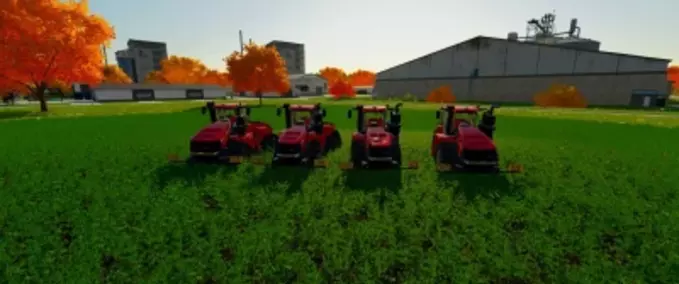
289;74;327;96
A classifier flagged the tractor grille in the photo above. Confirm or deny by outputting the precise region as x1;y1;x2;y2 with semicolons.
277;144;301;155
190;141;221;153
462;150;498;161
368;146;391;158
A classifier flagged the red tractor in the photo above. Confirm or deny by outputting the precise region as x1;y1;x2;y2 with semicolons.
431;104;504;172
345;103;404;169
272;103;342;166
189;101;276;163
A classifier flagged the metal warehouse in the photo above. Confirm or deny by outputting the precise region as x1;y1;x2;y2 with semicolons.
373;13;672;107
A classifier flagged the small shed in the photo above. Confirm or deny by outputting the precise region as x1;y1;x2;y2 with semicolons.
289;74;327;96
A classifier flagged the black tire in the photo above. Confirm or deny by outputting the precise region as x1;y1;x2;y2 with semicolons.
261;134;277;150
392;142;402;167
305;141;322;167
350;141;365;168
325;130;342;152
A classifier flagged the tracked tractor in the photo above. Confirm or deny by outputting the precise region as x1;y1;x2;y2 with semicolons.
189;101;276;164
272;103;342;166
345;103;407;169
431;104;517;172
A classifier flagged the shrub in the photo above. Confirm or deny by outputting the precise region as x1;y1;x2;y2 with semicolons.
533;84;588;108
329;80;356;100
426;86;455;103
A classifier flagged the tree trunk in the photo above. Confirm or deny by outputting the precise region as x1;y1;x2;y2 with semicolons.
257;91;262;106
35;82;48;112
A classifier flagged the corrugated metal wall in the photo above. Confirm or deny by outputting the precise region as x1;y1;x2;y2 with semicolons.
374;37;670;105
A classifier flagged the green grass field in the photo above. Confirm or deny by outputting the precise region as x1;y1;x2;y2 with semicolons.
1;101;679;283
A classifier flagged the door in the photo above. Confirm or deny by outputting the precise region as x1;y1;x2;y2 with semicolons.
316;86;323;95
642;96;651;107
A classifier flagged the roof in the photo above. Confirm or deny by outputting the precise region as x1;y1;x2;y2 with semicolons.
289;74;326;81
128;39;167;46
266;40;304;47
378;35;671;76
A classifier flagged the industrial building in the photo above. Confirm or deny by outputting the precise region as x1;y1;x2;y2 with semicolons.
373;13;672;107
115;39;169;83
266;40;306;75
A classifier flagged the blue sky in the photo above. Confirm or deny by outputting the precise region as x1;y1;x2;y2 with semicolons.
90;0;678;73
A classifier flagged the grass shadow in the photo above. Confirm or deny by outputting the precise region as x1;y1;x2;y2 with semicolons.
343;168;403;193
251;165;313;195
0;110;31;120
153;160;239;189
437;170;520;201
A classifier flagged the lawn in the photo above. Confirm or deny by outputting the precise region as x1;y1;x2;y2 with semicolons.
1;101;679;283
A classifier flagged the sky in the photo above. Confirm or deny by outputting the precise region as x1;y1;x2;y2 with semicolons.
90;0;679;73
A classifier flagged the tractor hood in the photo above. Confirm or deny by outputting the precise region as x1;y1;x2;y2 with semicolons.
191;121;230;142
365;127;392;147
459;126;495;150
278;125;307;145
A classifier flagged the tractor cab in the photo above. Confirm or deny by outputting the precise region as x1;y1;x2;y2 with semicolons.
436;105;481;135
277;103;327;133
347;103;402;137
202;102;251;135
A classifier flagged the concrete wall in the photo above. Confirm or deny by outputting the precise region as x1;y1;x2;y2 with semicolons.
375;37;671;106
374;73;670;106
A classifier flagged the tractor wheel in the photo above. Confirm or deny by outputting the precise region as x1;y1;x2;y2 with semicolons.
392;142;402;167
325;130;342;152
261;134;277;150
305;141;322;167
350;141;365;169
435;143;458;167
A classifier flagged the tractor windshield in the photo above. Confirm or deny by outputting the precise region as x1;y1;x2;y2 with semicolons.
364;111;387;127
454;112;479;127
216;109;236;121
292;111;312;125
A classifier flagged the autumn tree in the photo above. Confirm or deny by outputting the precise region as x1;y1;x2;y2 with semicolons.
329;79;356;100
668;66;679;95
0;0;115;112
225;42;290;105
348;69;376;86
426;85;456;103
102;65;132;84
533;84;588;108
319;67;347;86
143;56;231;87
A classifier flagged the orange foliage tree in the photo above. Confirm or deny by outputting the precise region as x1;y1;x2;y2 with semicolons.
533;83;588;108
143;56;231;86
0;0;115;112
225;42;290;105
102;65;132;84
426;85;456;103
348;69;376;86
668;66;679;95
319;67;348;86
329;79;356;99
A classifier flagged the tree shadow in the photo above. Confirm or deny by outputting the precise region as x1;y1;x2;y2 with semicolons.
343;168;403;193
153;160;239;190
0;110;31;120
250;165;313;195
437;171;520;201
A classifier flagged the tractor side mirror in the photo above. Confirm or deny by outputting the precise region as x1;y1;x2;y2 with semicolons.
347;110;352;118
201;107;207;115
435;111;440;119
246;108;251;115
276;108;281;116
322;109;327;117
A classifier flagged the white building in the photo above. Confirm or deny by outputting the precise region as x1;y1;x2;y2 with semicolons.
289;74;327;96
92;84;231;102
